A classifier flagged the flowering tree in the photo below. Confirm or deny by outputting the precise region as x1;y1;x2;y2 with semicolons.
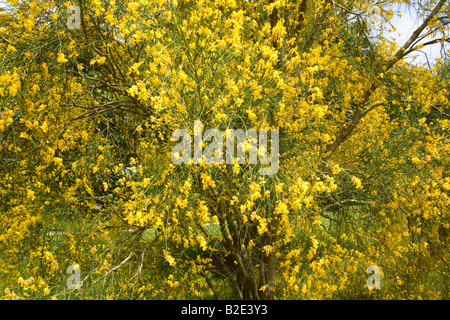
0;0;449;299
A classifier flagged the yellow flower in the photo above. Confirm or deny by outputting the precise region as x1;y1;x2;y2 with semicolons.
57;52;68;63
27;190;35;200
53;157;63;167
411;156;420;164
31;84;40;92
257;219;268;235
276;183;284;193
40;121;48;133
352;176;362;189
7;44;16;52
215;113;227;121
128;2;139;11
165;255;175;265
252;87;262;100
97;56;107;64
274;202;288;215
197;236;207;250
176;196;188;209
105;14;115;26
246;108;257;120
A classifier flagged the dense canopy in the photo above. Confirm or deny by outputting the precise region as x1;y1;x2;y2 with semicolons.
0;0;449;299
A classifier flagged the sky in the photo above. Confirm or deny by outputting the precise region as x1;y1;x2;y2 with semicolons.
383;3;446;66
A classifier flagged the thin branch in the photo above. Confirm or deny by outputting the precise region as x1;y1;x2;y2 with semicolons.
324;0;448;157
